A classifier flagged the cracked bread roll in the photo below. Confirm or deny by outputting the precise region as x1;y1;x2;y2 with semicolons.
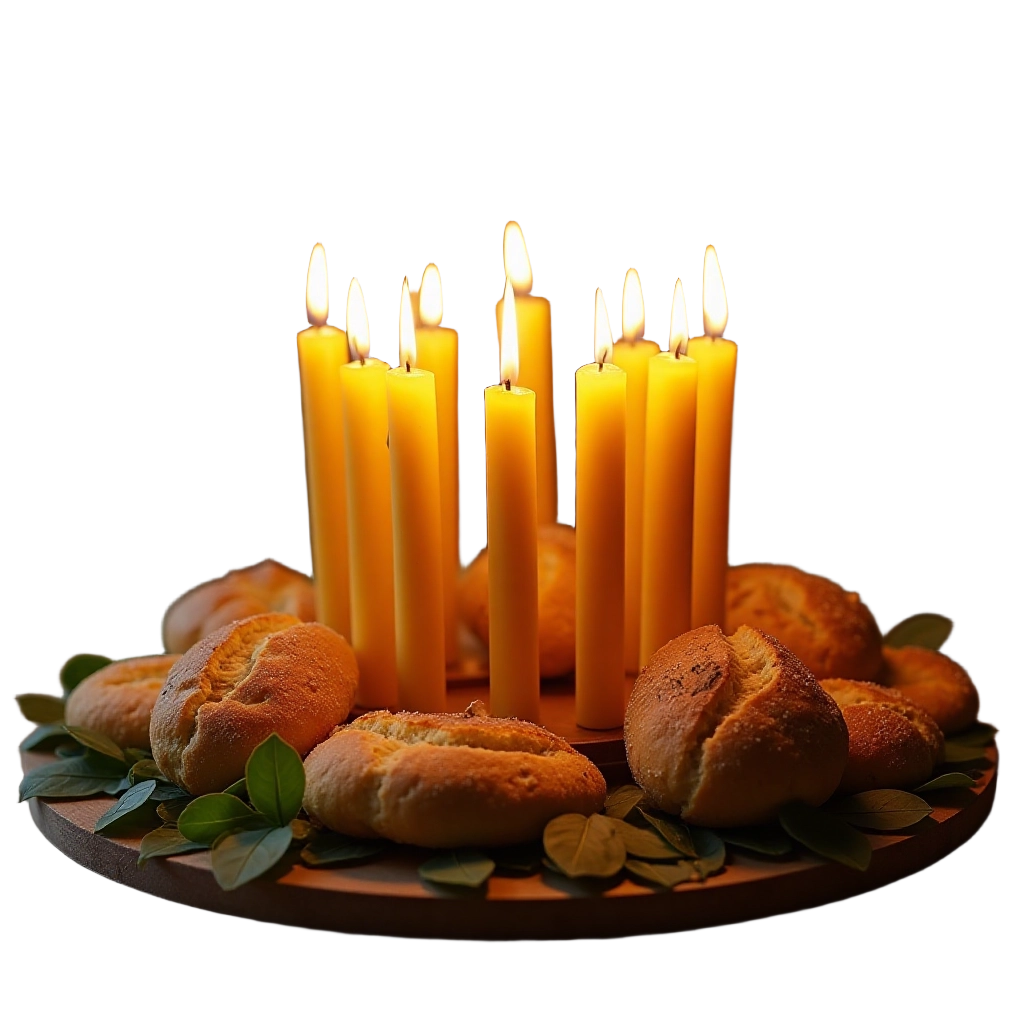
819;678;944;794
624;625;848;827
65;654;180;750
303;706;607;847
880;645;979;735
150;613;358;794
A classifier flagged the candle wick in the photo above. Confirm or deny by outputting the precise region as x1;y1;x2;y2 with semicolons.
504;378;511;391
598;360;604;372
405;360;411;372
359;355;365;366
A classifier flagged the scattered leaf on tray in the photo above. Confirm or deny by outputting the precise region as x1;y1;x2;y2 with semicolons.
138;825;206;865
779;802;872;871
19;755;125;801
831;789;932;831
882;613;953;651
610;818;681;860
717;824;795;856
63;725;125;764
59;654;113;695
15;694;66;724
638;809;697;858
604;785;645;820
418;849;496;888
211;826;294;890
625;859;696;888
543;813;626;878
915;772;976;793
177;793;267;846
689;827;727;879
245;733;305;828
300;832;389;867
94;779;158;834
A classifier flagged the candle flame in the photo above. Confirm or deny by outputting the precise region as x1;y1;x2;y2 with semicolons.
500;275;519;386
621;268;645;343
346;278;370;361
702;245;729;338
399;278;417;370
306;243;329;327
594;288;614;365
419;263;443;327
669;278;689;357
503;221;533;295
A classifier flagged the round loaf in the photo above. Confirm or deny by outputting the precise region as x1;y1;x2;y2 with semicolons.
880;645;979;735
150;613;358;794
162;559;316;654
819;678;944;794
624;625;848;827
65;655;180;750
303;706;607;847
725;563;884;682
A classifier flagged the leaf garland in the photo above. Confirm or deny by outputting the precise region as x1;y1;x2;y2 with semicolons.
882;613;953;651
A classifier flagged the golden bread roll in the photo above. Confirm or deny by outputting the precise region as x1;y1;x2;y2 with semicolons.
880;645;979;735
162;559;316;654
150;613;358;794
64;654;180;750
624;625;848;827
819;678;944;794
726;563;884;682
303;706;606;847
459;523;575;677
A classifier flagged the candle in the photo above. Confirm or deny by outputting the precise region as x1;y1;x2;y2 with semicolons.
412;264;460;665
486;276;540;721
297;243;351;638
610;268;660;674
639;280;698;667
689;246;738;628
494;222;557;524
338;280;398;709
575;289;626;729
386;280;447;712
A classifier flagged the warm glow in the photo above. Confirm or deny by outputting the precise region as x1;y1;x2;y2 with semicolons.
346;278;370;361
669;278;689;357
399;278;417;370
621;268;645;343
500;275;519;386
594;288;614;365
419;263;443;326
503;221;533;295
702;245;729;338
306;243;328;327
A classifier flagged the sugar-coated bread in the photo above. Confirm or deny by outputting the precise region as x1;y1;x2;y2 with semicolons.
819;678;944;794
65;655;180;750
880;645;979;735
459;523;575;678
150;613;358;794
725;563;884;682
303;705;607;847
162;559;316;654
624;625;848;827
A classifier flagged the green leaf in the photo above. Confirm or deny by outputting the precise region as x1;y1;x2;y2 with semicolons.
138;826;206;865
19;756;124;801
55;742;82;758
94;780;157;834
290;819;314;842
491;842;544;875
625;859;696;888
245;733;305;827
689;827;727;879
882;613;953;651
300;832;389;866
60;654;113;695
102;775;132;795
127;760;166;785
947;723;997;748
638;809;697;857
19;722;70;752
151;783;188;802
604;785;645;820
543;813;626;879
717;824;795;856
15;694;65;724
210;826;294;890
832;790;933;831
610;818;681;860
123;747;153;765
223;779;248;799
779;802;872;871
915;772;977;793
418;850;495;888
177;793;265;846
157;797;192;823
943;741;991;764
64;725;125;764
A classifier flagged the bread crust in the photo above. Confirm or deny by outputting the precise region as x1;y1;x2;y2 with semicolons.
64;655;180;749
150;613;358;794
623;625;848;827
880;645;979;735
303;707;607;847
725;563;883;682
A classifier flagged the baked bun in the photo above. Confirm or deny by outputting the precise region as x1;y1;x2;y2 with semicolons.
726;563;884;682
819;678;944;794
303;705;606;847
150;613;358;794
65;655;180;750
459;523;575;678
162;559;316;654
880;645;979;735
624;625;848;827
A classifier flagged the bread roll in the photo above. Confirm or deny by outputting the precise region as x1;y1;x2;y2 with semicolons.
303;706;606;847
65;655;179;750
624;625;848;827
150;613;358;794
880;645;979;735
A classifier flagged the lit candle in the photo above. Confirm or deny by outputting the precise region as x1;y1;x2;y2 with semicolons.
386;279;447;712
486;276;540;721
610;268;660;674
494;222;557;524
297;243;351;638
639;280;698;667
575;289;626;729
412;264;460;666
338;280;398;709
689;246;738;628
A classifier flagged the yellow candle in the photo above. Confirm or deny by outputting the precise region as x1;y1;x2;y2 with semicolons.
494;222;557;524
640;281;698;667
412;264;460;665
386;279;447;712
339;280;397;709
689;246;738;629
297;243;351;638
486;276;540;721
575;289;626;729
610;268;659;674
